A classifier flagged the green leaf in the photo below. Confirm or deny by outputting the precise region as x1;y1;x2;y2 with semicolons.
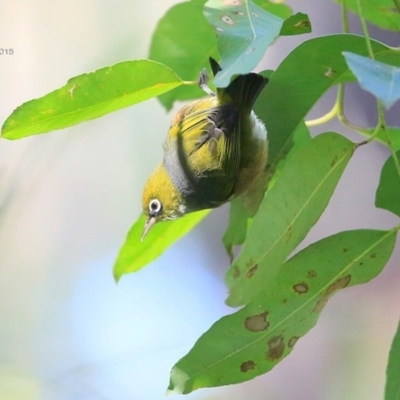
226;133;355;307
256;34;400;169
254;1;312;36
169;228;398;394
113;210;210;281
253;0;292;19
222;197;252;261
385;318;400;400
280;12;312;36
267;120;312;188
333;0;400;31
204;0;284;87
375;151;400;218
343;52;400;109
222;121;312;258
149;0;219;111
1;60;185;140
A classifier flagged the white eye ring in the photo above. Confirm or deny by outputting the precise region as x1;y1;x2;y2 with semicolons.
149;199;162;214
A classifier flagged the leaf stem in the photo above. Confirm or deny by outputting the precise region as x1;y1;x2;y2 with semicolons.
305;102;338;127
353;0;400;179
356;0;375;59
341;0;350;33
335;0;365;133
336;84;365;132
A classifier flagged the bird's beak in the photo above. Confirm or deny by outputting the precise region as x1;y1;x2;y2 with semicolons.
141;216;156;241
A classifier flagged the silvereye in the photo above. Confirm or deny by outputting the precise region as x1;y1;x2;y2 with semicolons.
141;58;268;239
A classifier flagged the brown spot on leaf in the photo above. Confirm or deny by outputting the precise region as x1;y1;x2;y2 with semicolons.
240;360;256;373
244;312;269;332
233;265;240;279
267;335;285;361
246;259;255;268
314;275;351;313
370;253;376;259
307;270;317;279
330;156;338;167
246;264;258;279
342;248;348;253
293;282;309;294
288;336;299;348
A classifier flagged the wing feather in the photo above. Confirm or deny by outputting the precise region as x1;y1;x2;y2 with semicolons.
163;103;241;207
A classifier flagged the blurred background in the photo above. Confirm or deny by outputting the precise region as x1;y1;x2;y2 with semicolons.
0;1;399;399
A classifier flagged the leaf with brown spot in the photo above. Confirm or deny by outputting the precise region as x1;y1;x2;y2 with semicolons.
226;133;355;306
168;228;397;394
314;275;351;313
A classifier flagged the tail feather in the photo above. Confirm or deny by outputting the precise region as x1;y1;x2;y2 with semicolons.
225;73;268;110
208;57;268;111
209;57;221;77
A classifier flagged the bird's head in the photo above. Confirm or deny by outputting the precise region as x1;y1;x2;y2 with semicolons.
141;164;186;240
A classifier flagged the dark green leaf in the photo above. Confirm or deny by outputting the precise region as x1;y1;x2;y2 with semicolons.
204;0;284;87
254;1;312;36
222;121;312;258
334;0;400;31
169;228;398;393
149;0;219;110
222;197;252;261
375;151;400;217
114;211;210;281
226;133;355;306
267;120;312;188
343;52;400;109
256;34;400;167
385;318;400;400
1;60;185;140
280;12;312;36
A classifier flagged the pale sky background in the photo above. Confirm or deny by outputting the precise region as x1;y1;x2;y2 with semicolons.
0;1;399;399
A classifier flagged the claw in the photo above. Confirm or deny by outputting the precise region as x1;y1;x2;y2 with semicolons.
198;68;215;96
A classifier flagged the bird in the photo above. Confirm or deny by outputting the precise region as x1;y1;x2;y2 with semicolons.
141;58;268;240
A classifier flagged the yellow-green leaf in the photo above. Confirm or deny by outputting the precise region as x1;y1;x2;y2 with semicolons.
114;211;210;281
2;60;185;139
169;228;397;393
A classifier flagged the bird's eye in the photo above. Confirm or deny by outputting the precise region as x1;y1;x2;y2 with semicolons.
149;199;162;214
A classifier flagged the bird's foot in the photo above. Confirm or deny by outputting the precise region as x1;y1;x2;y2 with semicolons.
198;68;215;96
